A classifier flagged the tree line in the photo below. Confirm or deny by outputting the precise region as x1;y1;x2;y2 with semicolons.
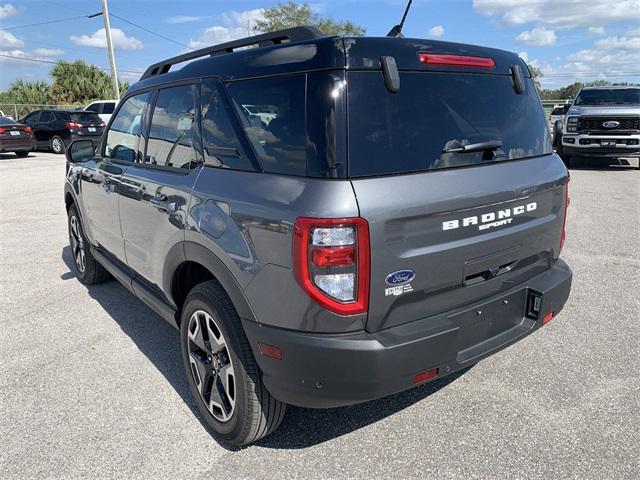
0;60;128;118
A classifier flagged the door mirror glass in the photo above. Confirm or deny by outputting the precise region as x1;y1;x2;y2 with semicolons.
66;140;95;163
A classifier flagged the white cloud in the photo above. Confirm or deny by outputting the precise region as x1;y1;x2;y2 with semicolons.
473;0;640;29
167;15;202;24
188;9;265;49
562;27;640;78
516;27;557;46
0;29;23;48
0;3;17;20
32;48;64;57
587;26;605;35
427;25;445;37
595;34;640;49
70;28;143;50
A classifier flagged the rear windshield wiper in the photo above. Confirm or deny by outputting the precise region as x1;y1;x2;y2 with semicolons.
442;140;503;154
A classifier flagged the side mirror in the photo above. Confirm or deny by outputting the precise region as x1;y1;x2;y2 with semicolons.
66;140;95;163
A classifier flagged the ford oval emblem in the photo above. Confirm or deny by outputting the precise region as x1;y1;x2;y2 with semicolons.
385;269;415;286
602;120;620;129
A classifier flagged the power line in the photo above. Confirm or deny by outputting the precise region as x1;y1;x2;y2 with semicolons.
0;53;143;75
1;14;95;30
109;13;193;50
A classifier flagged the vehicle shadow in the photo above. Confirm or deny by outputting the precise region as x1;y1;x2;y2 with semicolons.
61;245;470;450
567;156;639;171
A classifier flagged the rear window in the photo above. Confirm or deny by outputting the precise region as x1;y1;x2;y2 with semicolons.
70;112;102;124
0;117;18;125
347;72;552;177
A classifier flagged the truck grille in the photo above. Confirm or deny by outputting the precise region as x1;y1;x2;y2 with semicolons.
579;117;640;132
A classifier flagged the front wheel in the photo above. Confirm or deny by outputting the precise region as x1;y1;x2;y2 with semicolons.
67;205;110;284
51;135;65;154
180;280;286;446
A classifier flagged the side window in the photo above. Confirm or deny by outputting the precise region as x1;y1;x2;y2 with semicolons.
103;102;115;114
201;79;255;171
40;111;54;123
54;112;68;121
104;92;150;162
145;84;198;169
86;103;101;113
227;75;306;176
23;111;40;124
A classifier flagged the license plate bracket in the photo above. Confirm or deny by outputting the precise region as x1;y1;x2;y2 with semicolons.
453;290;526;351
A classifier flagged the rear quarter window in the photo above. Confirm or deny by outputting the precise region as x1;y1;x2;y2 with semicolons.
347;71;552;177
226;75;307;176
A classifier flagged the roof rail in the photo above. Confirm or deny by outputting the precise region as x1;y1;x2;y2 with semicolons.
140;26;324;80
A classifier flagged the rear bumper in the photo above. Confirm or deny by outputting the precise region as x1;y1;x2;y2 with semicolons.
0;139;36;152
244;259;572;408
66;134;102;148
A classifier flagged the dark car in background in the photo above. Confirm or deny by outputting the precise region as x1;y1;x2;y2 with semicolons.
21;109;105;154
0;116;36;157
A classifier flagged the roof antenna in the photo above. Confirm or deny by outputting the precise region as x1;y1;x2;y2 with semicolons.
387;0;413;37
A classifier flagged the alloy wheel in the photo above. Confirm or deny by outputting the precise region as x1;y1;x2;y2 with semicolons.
69;215;86;273
187;310;236;422
52;137;63;153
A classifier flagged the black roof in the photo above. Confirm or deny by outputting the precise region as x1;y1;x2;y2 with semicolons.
129;26;527;94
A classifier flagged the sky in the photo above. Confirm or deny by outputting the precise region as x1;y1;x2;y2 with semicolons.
0;0;639;91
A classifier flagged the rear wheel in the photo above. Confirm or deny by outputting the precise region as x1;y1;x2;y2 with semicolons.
14;151;29;157
180;280;286;446
67;205;110;285
51;135;65;154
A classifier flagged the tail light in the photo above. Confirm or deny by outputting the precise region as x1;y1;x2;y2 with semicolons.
560;176;570;252
419;53;495;69
0;127;5;134
99;122;106;128
293;217;370;315
24;126;32;133
66;121;82;129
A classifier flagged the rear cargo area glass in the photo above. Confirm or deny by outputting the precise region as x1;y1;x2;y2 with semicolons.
347;72;552;177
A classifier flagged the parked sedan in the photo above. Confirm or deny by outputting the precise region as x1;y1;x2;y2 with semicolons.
21;109;105;154
0;116;36;157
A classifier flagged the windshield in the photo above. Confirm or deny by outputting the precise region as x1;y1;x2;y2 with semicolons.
347;72;552;177
574;88;640;106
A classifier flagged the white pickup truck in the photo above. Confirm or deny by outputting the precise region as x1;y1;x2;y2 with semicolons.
559;86;640;169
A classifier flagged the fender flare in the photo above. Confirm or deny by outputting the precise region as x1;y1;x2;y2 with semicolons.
163;241;258;324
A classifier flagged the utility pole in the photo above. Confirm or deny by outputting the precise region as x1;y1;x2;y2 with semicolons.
101;0;120;100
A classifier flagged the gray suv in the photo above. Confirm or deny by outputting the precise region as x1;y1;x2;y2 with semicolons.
64;27;572;446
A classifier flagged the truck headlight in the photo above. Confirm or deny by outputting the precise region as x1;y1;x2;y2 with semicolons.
566;116;579;132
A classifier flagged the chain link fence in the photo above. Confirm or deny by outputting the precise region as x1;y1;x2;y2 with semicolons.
0;103;83;120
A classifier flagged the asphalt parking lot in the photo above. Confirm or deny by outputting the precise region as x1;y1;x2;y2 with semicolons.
1;151;638;479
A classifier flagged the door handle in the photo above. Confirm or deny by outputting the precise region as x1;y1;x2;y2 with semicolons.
150;195;176;213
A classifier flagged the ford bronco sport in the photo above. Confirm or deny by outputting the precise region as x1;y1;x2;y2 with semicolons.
559;86;640;169
64;27;572;446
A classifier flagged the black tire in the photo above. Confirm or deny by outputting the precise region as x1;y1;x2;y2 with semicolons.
180;280;286;446
67;205;110;285
14;151;29;157
51;135;65;154
556;137;571;168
